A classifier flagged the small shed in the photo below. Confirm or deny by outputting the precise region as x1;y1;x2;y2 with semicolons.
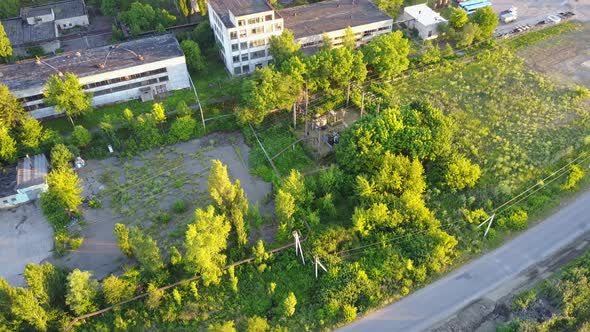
403;4;447;40
0;154;49;209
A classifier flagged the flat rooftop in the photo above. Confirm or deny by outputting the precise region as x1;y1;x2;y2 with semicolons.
403;4;447;26
17;154;49;189
20;0;87;20
209;0;273;28
0;34;184;92
1;18;57;46
279;0;392;39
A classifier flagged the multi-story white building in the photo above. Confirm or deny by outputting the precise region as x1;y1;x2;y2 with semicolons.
0;34;191;120
208;0;285;75
279;0;393;52
208;0;393;75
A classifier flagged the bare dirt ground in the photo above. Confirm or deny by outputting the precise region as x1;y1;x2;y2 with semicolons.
493;0;590;34
49;132;273;281
0;202;53;286
517;23;590;89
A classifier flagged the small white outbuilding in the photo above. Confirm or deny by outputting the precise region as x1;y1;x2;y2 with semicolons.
402;4;448;40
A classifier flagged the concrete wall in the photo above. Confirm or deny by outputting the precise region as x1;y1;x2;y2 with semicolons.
12;39;61;57
23;56;191;120
25;12;55;25
295;19;393;50
55;15;89;30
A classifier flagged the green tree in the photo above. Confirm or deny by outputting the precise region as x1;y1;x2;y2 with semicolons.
44;73;92;126
23;262;66;306
120;2;155;34
449;7;468;29
197;0;207;16
72;125;92;147
176;100;192;116
50;143;74;170
0;126;16;164
373;0;403;17
281;291;297;317
100;0;118;16
419;40;441;65
18;116;43;151
0;84;25;128
129;227;164;276
46;167;83;211
114;223;133;257
133;114;161;150
363;31;410;79
343;26;356;49
179;0;190;17
0;0;20;19
170;246;182;265
184;206;230;286
208;321;237;332
252;240;270;264
245;316;270;332
456;22;480;48
181;39;206;73
0;21;12;58
11;288;48;331
470;6;499;39
208;160;249;247
444;155;481;189
280;55;307;87
66;269;99;315
268;29;300;67
238;67;299;125
151;103;166;124
102;275;134;305
442;43;454;58
170;115;196;141
275;189;295;239
145;283;163;310
193;21;215;50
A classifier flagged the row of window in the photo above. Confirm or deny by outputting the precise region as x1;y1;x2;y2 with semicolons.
22;76;169;112
229;23;282;40
82;68;167;90
233;62;265;75
231;49;267;63
300;26;391;49
236;14;274;27
231;38;266;52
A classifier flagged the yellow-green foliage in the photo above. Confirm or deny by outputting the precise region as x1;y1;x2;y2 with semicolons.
562;165;585;190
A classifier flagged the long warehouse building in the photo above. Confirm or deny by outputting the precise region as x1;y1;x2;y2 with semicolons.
0;34;191;120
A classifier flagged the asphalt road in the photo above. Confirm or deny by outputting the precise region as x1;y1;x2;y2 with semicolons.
339;188;590;332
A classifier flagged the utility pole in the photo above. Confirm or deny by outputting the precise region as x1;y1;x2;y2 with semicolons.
305;84;309;136
314;256;327;279
293;103;297;129
346;81;351;107
292;231;305;264
360;91;365;118
477;213;496;237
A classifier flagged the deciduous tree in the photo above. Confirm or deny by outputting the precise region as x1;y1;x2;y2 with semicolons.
444;155;481;189
373;0;403;18
50;143;74;170
44;73;92;126
18;116;43;151
102;275;134;305
72;125;91;147
269;29;300;67
184;206;230;286
46;167;83;211
245;316;270;332
66;269;98;315
449;7;468;30
0;0;20;19
363;31;410;79
145;283;163;310
0;21;12;58
24;262;66;306
100;0;118;16
129;227;164;276
0;126;16;164
0;84;25;128
11;288;48;331
181;39;206;72
470;6;499;39
114;223;133;257
208;160;249;246
179;0;190;17
343;26;356;49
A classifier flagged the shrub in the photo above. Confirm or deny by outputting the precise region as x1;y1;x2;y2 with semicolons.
498;209;528;231
512;290;536;311
69;237;84;250
172;200;188;214
169;115;197;142
72;125;92;148
562;165;584;190
50;144;74;170
342;304;357;323
445;155;481;190
156;211;172;224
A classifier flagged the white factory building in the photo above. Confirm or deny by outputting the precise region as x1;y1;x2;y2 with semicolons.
402;4;447;40
208;0;393;76
0;34;191;120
